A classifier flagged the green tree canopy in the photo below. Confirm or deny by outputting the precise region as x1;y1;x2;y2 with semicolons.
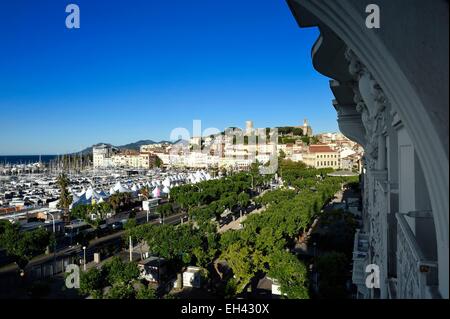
136;285;156;299
268;249;309;299
102;257;140;286
316;251;349;299
80;267;104;298
0;222;52;271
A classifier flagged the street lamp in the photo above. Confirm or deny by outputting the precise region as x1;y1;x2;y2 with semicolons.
82;246;87;271
45;211;56;236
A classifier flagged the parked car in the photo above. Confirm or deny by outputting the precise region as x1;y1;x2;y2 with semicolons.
109;221;123;231
64;222;95;245
96;220;109;236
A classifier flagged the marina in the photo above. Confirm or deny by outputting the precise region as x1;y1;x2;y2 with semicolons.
0;164;215;223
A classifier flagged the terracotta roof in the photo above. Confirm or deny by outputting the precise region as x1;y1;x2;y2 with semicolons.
309;145;335;153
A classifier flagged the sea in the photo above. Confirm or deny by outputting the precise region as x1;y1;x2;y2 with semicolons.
0;155;57;165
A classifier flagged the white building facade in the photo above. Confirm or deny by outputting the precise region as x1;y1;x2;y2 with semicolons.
93;144;115;168
93;145;156;169
288;0;448;299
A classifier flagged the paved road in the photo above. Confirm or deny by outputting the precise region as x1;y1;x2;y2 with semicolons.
0;211;187;275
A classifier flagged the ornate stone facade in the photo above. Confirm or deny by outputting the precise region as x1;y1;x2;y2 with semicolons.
287;0;448;299
343;48;439;299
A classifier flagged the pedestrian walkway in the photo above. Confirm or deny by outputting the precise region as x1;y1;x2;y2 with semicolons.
218;206;265;233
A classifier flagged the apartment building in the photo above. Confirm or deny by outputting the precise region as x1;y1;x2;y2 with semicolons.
302;145;340;169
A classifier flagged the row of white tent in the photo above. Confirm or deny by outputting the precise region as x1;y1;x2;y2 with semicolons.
69;170;213;208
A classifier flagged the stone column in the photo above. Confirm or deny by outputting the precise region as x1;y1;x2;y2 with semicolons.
377;134;387;171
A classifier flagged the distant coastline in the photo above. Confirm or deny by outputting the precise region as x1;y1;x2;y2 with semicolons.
0;155;57;165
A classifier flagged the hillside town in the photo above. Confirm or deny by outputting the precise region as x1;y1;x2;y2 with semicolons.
0;120;363;216
92;120;363;173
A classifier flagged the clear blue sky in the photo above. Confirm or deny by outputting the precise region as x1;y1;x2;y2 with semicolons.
0;0;338;155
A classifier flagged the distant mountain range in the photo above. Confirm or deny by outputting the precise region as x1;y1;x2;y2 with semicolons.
76;139;178;155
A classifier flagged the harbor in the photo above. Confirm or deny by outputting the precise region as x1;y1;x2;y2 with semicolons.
0;164;214;222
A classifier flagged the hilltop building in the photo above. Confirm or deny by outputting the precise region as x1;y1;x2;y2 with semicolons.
299;119;313;136
245;120;254;135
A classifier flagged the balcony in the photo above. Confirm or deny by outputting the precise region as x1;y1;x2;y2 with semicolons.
352;229;369;286
396;213;439;299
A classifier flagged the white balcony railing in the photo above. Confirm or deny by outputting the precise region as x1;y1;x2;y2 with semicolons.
396;213;438;299
352;229;369;286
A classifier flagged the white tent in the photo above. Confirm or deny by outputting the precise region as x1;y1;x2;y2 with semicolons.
99;190;109;198
71;192;80;203
113;181;131;193
162;178;171;187
77;188;86;197
85;187;102;202
71;193;92;208
152;186;161;198
162;185;171;194
195;171;204;179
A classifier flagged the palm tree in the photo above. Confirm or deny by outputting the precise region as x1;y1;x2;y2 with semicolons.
140;186;150;200
57;173;72;221
109;194;121;214
122;192;132;208
98;202;111;220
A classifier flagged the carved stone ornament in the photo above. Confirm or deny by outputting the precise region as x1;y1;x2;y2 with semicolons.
345;48;390;170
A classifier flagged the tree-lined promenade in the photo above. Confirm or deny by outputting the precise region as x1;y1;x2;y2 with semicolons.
218;161;356;298
123;160;358;299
